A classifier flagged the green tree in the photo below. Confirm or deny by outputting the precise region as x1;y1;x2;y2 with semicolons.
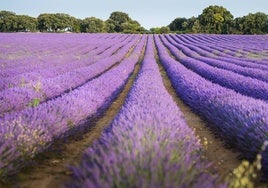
81;17;106;33
106;11;143;33
230;17;244;34
186;17;199;33
53;13;73;31
15;15;37;32
191;19;201;33
70;17;82;33
150;26;170;34
242;12;268;34
121;20;141;33
159;26;170;34
37;13;54;32
199;5;233;34
105;19;116;33
150;27;161;34
37;13;74;32
169;17;188;32
109;11;131;32
0;11;17;32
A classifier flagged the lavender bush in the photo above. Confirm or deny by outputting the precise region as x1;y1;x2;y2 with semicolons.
167;35;268;83
160;35;268;101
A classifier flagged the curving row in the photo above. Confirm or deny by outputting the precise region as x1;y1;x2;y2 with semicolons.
160;35;268;101
169;35;268;81
0;35;146;177
174;34;268;69
0;35;140;116
154;35;268;179
67;35;223;188
178;34;268;65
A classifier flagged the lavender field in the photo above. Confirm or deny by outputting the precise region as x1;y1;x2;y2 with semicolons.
1;33;268;187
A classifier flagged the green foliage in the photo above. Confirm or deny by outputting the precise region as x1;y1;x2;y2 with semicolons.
0;6;267;34
121;20;140;33
0;11;16;32
16;15;37;32
169;17;188;32
28;98;40;107
242;12;268;34
150;26;170;34
106;11;144;33
0;11;37;32
230;12;268;34
199;5;234;34
109;11;131;32
37;13;76;32
105;18;116;33
81;17;106;33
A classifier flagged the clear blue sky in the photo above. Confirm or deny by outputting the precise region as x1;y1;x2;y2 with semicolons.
1;0;267;29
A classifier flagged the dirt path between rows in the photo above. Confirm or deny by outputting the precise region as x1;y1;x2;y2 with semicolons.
155;49;241;182
0;42;145;188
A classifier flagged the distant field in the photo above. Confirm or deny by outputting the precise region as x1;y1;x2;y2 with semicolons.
1;33;268;187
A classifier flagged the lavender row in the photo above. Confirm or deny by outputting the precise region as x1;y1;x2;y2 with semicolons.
67;35;222;188
166;35;268;83
0;35;146;177
154;35;268;179
174;34;268;61
0;33;118;66
184;34;268;52
181;35;268;65
0;35;141;116
0;34;125;84
160;35;268;101
1;44;97;88
0;34;130;86
177;34;268;64
175;35;268;70
0;34;98;69
176;34;268;64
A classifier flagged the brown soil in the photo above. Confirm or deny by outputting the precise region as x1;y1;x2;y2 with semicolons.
0;39;145;188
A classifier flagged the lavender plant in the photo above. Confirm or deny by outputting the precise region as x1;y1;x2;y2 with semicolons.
160;35;268;101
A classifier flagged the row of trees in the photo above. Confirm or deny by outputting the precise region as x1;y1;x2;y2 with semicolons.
0;6;268;34
168;6;268;34
0;11;146;33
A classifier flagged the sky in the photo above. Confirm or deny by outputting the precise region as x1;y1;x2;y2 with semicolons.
1;0;268;29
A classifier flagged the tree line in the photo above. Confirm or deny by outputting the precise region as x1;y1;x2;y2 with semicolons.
0;5;267;34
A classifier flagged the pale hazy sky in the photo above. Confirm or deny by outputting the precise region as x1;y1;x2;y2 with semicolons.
1;0;268;29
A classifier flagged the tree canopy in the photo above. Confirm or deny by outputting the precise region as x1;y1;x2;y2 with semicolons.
198;5;234;34
81;17;106;33
0;7;267;34
106;11;144;33
0;11;37;32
